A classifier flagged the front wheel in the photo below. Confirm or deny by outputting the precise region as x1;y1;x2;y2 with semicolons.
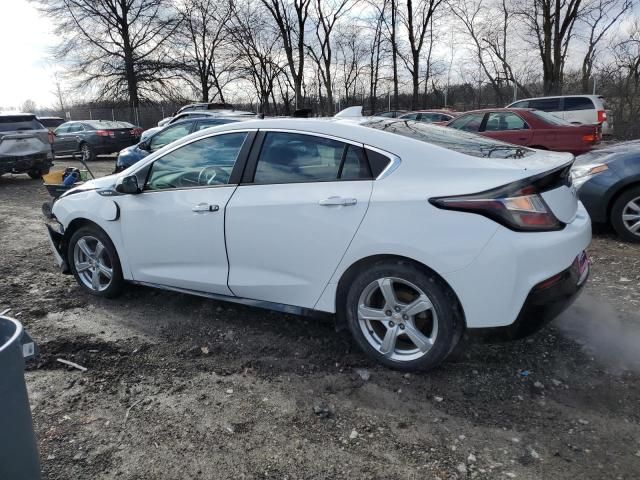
344;261;463;371
80;142;96;162
611;186;640;243
68;226;124;298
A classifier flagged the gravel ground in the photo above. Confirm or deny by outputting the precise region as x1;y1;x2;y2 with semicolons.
1;158;639;480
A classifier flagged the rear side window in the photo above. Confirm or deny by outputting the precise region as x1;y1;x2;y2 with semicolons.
0;115;44;132
401;113;419;120
253;132;370;184
529;98;562;112
564;97;595;111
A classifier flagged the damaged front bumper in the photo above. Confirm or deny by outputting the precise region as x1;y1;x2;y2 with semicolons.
43;207;69;273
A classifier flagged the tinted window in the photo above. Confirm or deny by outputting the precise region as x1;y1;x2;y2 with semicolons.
68;124;84;133
510;100;529;108
149;124;192;151
564;97;595;111
146;132;247;190
448;113;485;132
340;145;371;180
254;132;346;184
484;112;528;131
366;149;392;177
84;120;125;129
363;118;534;159
529;98;561;112
420;112;449;123
0;115;44;132
400;113;419;120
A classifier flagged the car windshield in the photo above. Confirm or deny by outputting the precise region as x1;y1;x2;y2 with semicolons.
530;110;573;126
0;115;44;132
362;118;534;159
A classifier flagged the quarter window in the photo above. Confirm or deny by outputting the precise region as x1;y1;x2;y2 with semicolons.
254;132;368;184
484;112;528;131
564;97;595;111
146;132;247;190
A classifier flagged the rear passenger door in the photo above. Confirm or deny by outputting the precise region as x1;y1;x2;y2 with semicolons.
225;131;374;308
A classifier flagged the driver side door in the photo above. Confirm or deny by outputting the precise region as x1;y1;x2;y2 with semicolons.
117;131;254;295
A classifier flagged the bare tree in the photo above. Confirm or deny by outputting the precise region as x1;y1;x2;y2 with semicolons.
518;0;584;95
21;99;37;113
33;0;181;107
336;26;367;104
398;0;445;108
230;2;284;114
579;0;632;93
365;0;389;113
306;0;353;113
260;0;312;110
175;0;235;102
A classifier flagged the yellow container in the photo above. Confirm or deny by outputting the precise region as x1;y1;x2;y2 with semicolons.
42;170;65;185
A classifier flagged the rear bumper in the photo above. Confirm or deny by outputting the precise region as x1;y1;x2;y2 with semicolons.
0;153;52;174
488;251;589;339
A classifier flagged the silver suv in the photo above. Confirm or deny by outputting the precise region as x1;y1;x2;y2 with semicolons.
0;113;53;178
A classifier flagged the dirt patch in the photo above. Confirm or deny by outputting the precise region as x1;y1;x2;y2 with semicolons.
2;160;640;479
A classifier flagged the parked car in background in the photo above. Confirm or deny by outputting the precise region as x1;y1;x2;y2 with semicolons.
37;117;65;131
53;120;141;161
398;110;458;124
446;108;601;155
157;105;255;127
373;110;407;118
0;113;53;178
115;117;241;172
45;117;590;371
572;140;640;242
507;95;612;136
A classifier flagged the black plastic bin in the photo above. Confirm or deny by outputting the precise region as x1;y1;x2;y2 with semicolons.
0;315;41;480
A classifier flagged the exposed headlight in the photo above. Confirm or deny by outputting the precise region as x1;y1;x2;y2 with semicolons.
570;163;608;189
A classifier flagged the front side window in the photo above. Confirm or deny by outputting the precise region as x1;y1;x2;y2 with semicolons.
564;97;595;111
68;124;84;133
146;132;247;190
484;112;528;131
448;113;485;132
254;132;348;184
149;124;192;151
400;113;419;120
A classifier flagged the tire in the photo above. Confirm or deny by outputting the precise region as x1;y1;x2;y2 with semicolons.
344;260;463;371
68;225;124;298
610;186;640;243
79;142;96;162
27;169;43;179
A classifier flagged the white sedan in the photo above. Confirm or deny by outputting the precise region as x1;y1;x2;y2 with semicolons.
45;116;591;371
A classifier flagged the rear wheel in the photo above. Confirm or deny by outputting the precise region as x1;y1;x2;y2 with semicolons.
611;186;640;243
80;142;96;162
27;168;48;179
68;226;124;298
344;261;463;371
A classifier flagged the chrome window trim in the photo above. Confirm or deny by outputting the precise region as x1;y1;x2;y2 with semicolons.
258;128;363;147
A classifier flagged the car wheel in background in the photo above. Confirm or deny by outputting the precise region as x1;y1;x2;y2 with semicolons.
344;260;463;371
68;226;124;298
80;142;96;162
611;186;640;243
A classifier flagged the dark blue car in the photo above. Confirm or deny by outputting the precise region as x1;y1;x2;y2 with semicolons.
572;140;640;242
115;117;239;172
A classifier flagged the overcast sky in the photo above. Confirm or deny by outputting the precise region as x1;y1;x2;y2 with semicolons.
0;0;58;110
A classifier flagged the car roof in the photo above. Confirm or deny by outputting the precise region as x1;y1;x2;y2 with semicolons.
510;95;604;101
455;108;532;114
37;116;64;120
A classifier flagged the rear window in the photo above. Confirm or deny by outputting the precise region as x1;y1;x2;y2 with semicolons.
564;97;594;111
531;110;573;126
84;120;128;129
0;115;45;132
363;119;534;159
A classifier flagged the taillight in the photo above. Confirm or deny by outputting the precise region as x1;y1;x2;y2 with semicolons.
429;179;563;232
96;130;114;137
597;110;606;123
582;133;597;143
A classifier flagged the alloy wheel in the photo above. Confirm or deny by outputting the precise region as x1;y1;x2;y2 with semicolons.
357;277;438;362
81;144;91;161
622;196;640;237
73;235;113;292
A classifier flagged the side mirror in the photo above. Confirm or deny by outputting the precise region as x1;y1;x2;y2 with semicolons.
138;141;150;151
115;175;140;194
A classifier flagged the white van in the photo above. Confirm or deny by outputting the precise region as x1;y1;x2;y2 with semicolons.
507;95;613;135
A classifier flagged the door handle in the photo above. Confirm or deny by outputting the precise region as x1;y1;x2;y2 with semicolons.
192;203;219;213
318;196;357;206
